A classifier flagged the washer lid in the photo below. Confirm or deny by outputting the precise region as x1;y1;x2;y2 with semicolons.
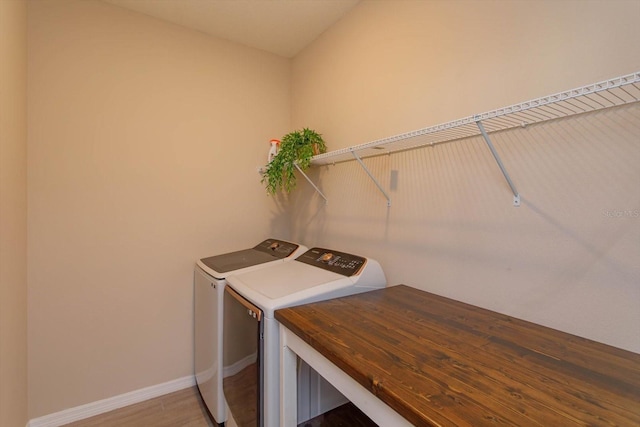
226;247;386;318
200;249;278;274
199;239;301;276
231;261;346;300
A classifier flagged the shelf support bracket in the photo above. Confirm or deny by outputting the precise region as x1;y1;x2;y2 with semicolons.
294;163;328;204
351;149;391;207
476;120;521;207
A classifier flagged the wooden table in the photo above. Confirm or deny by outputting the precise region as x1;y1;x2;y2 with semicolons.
276;285;640;426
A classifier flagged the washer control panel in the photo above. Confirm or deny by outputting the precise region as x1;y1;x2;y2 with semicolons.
253;239;300;259
295;247;366;277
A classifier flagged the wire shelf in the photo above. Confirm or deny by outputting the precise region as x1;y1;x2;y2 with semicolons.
311;72;640;166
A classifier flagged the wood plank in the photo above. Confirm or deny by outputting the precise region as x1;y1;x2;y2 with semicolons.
275;285;640;427
339;290;640;419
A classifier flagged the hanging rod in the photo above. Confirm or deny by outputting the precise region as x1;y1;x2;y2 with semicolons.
311;72;640;166
295;72;638;206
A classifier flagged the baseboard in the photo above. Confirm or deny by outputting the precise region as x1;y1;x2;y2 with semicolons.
28;375;195;427
222;352;256;377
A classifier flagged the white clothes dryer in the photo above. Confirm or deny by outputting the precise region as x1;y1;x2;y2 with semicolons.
222;247;386;427
194;239;307;426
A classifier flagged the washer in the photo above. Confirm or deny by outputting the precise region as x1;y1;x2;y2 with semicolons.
222;247;387;427
194;238;307;426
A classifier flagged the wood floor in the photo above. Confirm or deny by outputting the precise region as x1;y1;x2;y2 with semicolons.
63;386;377;427
63;387;215;427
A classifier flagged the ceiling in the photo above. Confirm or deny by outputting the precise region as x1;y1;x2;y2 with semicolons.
102;0;361;58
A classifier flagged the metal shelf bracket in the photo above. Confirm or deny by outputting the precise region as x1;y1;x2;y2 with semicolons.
476;120;520;207
302;73;638;209
294;164;328;204
351;149;391;207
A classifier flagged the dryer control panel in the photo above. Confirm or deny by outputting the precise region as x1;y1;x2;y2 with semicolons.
295;247;366;277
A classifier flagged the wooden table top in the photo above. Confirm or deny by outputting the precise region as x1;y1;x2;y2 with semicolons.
275;285;640;426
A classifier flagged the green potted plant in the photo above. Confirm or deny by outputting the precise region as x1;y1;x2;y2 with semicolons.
262;128;326;194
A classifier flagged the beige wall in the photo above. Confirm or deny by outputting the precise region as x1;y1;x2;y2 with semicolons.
290;0;640;352
27;0;291;418
0;0;28;425
21;0;640;420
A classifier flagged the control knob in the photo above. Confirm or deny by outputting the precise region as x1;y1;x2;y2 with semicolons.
320;253;334;262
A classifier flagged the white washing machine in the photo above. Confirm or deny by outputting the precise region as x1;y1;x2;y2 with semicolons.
222;247;387;427
194;239;307;426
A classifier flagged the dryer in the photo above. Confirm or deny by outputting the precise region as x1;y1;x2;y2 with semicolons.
222;247;386;427
194;238;307;425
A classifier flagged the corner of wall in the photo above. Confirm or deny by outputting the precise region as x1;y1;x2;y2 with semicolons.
0;0;28;426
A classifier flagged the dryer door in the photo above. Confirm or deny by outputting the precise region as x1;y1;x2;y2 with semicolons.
223;286;263;427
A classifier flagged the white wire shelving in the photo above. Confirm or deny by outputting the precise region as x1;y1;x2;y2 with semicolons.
304;72;640;207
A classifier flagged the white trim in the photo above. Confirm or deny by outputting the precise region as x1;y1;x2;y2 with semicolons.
27;375;195;427
280;325;413;427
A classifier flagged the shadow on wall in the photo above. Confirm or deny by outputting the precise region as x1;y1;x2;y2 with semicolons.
266;183;299;241
288;104;639;265
284;104;640;351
